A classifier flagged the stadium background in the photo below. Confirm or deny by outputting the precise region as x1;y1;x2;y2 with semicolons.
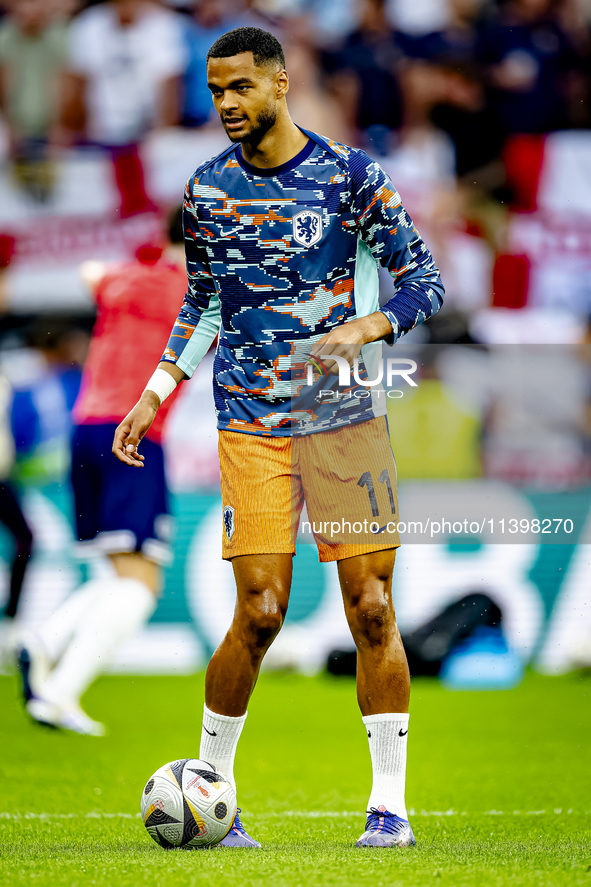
1;0;590;681
1;3;590;885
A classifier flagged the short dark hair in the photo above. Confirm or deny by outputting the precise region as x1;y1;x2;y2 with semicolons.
207;27;285;69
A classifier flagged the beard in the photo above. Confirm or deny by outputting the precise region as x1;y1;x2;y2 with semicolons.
224;104;277;145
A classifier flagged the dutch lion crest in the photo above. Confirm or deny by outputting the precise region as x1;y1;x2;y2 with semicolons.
223;505;235;541
293;210;323;247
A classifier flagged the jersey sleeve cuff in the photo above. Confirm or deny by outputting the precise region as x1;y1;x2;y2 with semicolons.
175;355;198;379
159;353;197;380
378;308;400;346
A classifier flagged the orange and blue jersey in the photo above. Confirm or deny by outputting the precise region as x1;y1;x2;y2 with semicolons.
161;128;444;436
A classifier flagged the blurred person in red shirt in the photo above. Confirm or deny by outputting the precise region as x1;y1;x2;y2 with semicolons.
17;206;188;736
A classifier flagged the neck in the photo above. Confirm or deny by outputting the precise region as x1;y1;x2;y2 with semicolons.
238;110;308;169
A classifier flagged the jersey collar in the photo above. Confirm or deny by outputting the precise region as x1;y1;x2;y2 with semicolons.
236;136;315;177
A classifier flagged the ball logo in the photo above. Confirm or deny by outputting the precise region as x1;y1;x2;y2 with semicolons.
223;505;235;541
186;775;210;799
293;210;322;247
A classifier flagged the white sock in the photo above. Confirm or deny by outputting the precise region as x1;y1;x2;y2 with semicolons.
41;578;156;708
363;712;409;819
199;704;247;790
35;580;104;663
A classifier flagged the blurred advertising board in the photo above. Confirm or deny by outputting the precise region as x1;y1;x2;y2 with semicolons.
0;129;228;312
0;480;589;677
2;345;591;677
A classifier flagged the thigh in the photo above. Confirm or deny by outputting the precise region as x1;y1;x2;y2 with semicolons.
218;431;303;560
109;552;161;593
298;416;400;562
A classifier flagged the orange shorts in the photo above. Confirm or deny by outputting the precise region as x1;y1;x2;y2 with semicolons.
218;416;400;562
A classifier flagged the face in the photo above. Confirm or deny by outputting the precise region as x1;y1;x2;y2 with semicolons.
207;52;287;144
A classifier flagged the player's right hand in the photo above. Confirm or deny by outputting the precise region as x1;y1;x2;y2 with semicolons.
112;392;160;467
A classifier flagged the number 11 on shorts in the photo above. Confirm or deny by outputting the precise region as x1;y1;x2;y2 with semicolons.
357;470;396;518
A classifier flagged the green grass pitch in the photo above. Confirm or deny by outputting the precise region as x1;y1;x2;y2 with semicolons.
0;669;589;886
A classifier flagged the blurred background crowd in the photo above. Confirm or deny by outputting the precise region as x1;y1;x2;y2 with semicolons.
2;0;591;485
0;0;590;681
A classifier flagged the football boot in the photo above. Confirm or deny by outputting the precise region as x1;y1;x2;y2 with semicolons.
356;806;416;848
17;636;50;702
216;808;260;848
26;697;105;736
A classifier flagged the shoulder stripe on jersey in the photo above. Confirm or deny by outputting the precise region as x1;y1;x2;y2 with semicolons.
298;128;352;167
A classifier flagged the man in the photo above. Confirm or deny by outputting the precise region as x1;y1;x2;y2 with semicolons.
60;0;186;147
113;27;444;847
0;0;68;201
18;209;187;736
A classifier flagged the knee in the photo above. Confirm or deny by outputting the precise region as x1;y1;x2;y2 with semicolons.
348;588;395;646
240;588;286;650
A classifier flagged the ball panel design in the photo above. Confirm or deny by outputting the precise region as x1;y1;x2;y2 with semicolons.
185;766;229;786
167;758;190;790
144;807;181;828
146;825;162;846
182;796;208;845
147;825;176;849
160;823;184;846
141;775;185;835
181;759;229;791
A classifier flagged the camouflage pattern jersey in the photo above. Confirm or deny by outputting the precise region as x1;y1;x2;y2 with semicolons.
161;128;445;436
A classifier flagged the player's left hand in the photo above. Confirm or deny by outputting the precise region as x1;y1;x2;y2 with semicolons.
308;312;393;375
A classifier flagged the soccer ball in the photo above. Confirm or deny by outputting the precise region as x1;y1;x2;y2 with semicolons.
141;758;236;849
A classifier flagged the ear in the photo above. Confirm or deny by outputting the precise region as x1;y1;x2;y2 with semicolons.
276;68;289;99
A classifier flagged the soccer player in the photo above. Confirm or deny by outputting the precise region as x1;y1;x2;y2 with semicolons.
18;209;187;736
113;28;444;847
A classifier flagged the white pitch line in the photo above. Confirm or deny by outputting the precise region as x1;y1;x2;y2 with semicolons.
264;809;581;818
0;809;585;821
0;812;140;820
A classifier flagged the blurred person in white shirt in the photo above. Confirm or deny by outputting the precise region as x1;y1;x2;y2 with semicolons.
60;0;187;147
